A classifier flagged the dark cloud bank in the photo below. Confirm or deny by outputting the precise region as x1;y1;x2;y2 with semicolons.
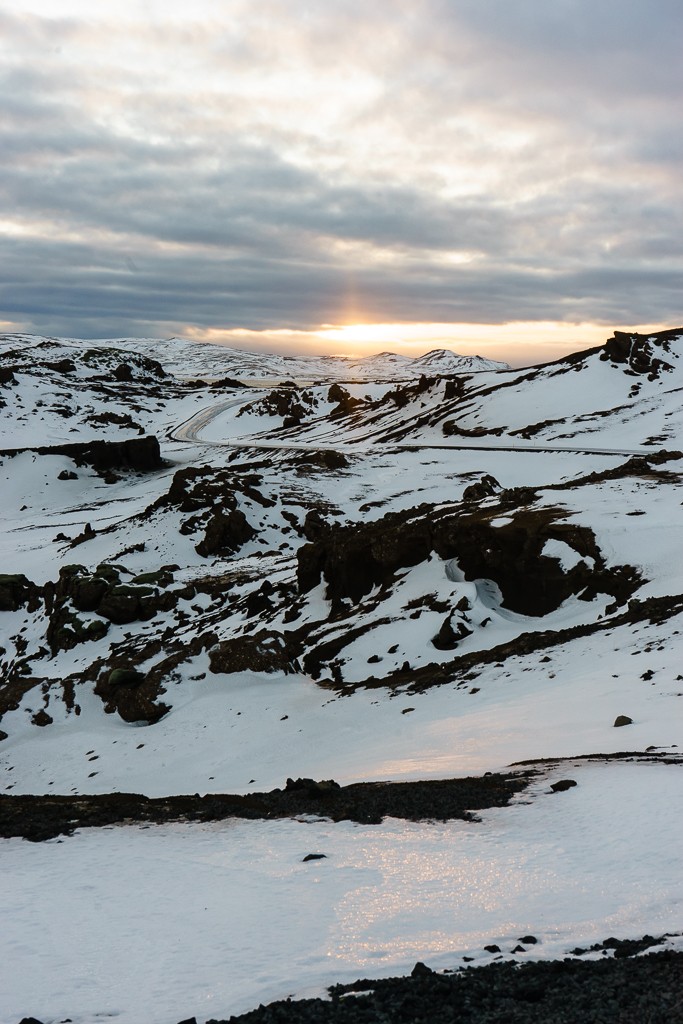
1;0;681;349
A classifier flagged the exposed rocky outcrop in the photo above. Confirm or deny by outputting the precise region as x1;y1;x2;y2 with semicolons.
600;329;678;378
152;464;266;555
297;499;639;617
328;383;364;418
214;950;683;1024
295;449;350;471
209;629;299;675
0;573;42;612
94;665;170;725
0;435;163;473
44;563;183;651
238;386;317;424
376;375;436;410
196;509;256;557
462;474;501;502
432;611;473;650
0;770;532;841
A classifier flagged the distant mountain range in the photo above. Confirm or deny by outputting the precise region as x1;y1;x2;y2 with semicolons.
13;334;508;380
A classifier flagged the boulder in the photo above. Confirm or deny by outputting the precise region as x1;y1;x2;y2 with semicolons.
462;474;501;502
108;668;145;688
95;666;169;725
550;779;577;793
432;613;473;651
196;509;255;557
113;362;133;381
31;710;53;727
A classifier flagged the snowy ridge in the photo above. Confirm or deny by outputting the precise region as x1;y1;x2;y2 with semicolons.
205;327;683;451
0;332;510;382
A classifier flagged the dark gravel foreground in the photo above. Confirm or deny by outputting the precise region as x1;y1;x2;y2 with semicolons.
0;772;533;841
203;950;683;1024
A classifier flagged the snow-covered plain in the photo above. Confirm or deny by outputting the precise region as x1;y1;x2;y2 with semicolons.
2;763;683;1024
1;329;682;1023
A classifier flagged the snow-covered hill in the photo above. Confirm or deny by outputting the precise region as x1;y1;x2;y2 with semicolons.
1;328;682;1024
202;328;683;451
0;332;509;384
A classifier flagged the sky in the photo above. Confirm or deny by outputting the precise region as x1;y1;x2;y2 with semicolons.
1;0;682;366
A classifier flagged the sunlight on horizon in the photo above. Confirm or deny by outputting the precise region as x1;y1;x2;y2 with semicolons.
183;320;661;368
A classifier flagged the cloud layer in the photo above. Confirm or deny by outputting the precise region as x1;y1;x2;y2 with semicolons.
1;0;682;347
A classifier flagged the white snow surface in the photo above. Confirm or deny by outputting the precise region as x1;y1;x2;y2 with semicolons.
0;332;509;385
2;762;682;1024
1;330;683;1022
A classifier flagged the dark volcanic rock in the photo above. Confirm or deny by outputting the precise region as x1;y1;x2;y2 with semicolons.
463;474;501;502
31;709;53;727
69;573;110;613
0;573;42;612
16;435;164;473
209;630;299;674
205;949;683;1024
297;511;431;606
328;384;363;418
196;509;256;557
45;563;180;643
601;328;678;378
296;449;350;471
151;464;268;552
431;612;473;650
95;665;170;725
549;779;577;793
302;509;330;541
0;771;531;841
297;501;639;617
108;667;146;688
97;583;156;624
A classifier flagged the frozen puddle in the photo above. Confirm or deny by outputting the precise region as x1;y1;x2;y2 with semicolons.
2;761;682;1024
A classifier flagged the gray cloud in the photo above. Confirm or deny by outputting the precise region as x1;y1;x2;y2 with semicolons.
1;0;681;344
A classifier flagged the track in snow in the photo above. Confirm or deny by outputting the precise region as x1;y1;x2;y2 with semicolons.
171;395;649;458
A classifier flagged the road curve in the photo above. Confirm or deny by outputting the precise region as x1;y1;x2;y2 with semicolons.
171;395;653;459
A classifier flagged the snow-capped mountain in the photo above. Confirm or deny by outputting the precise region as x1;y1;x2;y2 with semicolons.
412;347;509;373
1;328;682;1024
0;332;509;384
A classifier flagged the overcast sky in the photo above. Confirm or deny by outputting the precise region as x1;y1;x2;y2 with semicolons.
1;0;682;363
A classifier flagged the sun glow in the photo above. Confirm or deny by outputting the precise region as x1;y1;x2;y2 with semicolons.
313;321;627;365
179;320;666;368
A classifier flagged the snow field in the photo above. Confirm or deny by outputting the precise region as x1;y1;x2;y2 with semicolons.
1;762;682;1024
